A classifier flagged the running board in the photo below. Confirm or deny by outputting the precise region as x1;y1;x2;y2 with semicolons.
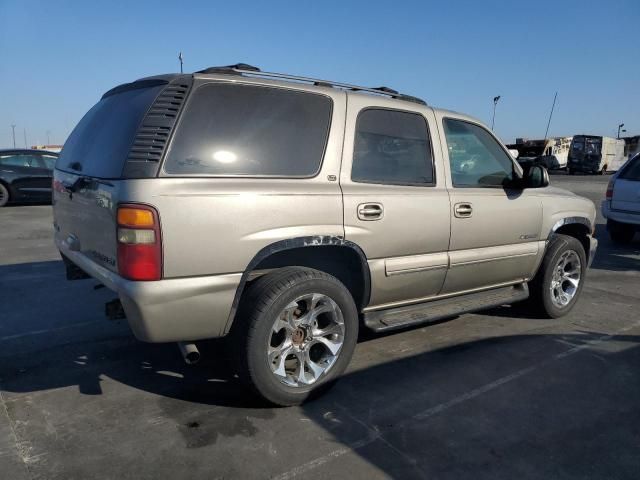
363;284;529;332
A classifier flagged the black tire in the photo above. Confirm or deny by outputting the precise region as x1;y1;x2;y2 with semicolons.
568;169;575;175
608;219;635;244
0;183;9;207
234;267;358;406
528;234;587;318
600;165;607;175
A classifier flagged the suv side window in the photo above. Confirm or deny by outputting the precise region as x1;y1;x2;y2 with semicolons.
164;83;332;177
351;109;434;185
443;118;514;188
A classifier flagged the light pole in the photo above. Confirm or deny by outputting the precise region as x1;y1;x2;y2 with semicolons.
46;130;51;145
178;52;184;73
11;124;16;148
617;123;625;139
491;96;501;131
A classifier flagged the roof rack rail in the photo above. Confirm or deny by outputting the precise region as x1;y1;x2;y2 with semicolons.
195;64;427;105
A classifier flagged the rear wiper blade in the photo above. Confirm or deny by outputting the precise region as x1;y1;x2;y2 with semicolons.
63;176;90;193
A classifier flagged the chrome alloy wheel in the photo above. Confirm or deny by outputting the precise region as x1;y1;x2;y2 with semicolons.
549;250;582;308
267;293;345;387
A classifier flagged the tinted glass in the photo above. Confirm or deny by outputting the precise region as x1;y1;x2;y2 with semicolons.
57;85;164;178
164;83;332;176
351;109;433;185
443;119;514;187
620;155;640;181
40;155;58;170
0;154;32;167
585;138;601;155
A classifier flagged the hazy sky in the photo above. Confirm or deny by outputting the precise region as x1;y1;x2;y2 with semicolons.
1;0;638;148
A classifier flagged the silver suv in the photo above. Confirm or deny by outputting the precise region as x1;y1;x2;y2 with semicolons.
53;64;598;405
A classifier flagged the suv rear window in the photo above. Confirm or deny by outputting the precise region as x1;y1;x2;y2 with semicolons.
619;155;640;181
56;85;164;178
163;83;332;177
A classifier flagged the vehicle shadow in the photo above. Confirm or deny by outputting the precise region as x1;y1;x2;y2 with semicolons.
590;223;640;272
1;323;639;478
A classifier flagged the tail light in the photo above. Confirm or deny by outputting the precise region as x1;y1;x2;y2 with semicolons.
605;179;615;200
116;204;162;281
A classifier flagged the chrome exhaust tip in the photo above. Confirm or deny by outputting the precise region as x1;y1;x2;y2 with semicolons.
178;342;200;365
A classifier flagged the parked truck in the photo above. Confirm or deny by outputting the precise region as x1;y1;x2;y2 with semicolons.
507;137;572;171
568;135;625;175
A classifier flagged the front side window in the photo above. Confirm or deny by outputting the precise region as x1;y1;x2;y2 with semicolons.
0;154;32;167
443;119;514;188
351;109;433;185
164;83;332;177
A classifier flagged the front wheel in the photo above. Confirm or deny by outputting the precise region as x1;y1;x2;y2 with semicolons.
528;234;586;318
235;267;358;406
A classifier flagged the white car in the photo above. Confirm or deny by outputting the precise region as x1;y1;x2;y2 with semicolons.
602;153;640;243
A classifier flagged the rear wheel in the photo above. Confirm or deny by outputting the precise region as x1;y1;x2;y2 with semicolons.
568;169;575;175
529;234;586;318
608;219;635;244
0;183;10;207
235;267;358;406
600;165;608;175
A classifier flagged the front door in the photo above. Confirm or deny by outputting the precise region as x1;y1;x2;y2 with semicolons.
437;115;543;294
341;95;451;310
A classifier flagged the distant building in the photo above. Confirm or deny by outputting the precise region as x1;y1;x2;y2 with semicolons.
31;144;63;153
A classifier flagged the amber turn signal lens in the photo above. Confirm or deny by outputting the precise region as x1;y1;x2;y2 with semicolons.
117;208;155;227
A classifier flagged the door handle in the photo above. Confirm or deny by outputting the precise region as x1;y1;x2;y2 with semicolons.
454;202;473;218
357;203;384;221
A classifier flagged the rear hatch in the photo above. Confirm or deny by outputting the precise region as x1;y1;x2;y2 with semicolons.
53;77;190;273
612;156;640;213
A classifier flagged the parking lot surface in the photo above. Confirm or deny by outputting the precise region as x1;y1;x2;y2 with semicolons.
1;174;639;480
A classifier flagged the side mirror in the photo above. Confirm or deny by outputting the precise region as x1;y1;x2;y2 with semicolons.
508;148;520;159
524;164;549;188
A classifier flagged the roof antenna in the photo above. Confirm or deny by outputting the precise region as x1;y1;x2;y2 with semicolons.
178;52;184;74
544;92;558;140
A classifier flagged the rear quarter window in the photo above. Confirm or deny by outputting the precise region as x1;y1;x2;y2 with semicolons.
163;83;332;177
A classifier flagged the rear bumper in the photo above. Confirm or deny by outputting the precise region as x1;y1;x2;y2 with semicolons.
56;238;241;343
601;201;640;227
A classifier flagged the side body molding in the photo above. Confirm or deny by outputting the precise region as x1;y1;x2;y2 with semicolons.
224;236;371;333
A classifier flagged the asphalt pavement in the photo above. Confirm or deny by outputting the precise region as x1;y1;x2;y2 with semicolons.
1;174;639;480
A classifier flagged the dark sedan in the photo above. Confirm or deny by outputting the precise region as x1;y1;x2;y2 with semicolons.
0;149;58;206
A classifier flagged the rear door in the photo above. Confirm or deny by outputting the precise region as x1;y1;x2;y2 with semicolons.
53;83;166;273
341;95;451;310
612;155;640;213
27;154;55;199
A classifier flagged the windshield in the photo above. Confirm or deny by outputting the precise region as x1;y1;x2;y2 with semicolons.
585;138;601;155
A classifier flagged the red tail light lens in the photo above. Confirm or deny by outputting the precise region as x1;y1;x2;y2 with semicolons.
606;179;615;200
116;204;162;281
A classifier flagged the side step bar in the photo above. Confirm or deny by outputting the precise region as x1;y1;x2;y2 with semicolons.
363;283;529;333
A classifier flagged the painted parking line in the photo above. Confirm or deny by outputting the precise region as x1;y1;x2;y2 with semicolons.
1;320;104;342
